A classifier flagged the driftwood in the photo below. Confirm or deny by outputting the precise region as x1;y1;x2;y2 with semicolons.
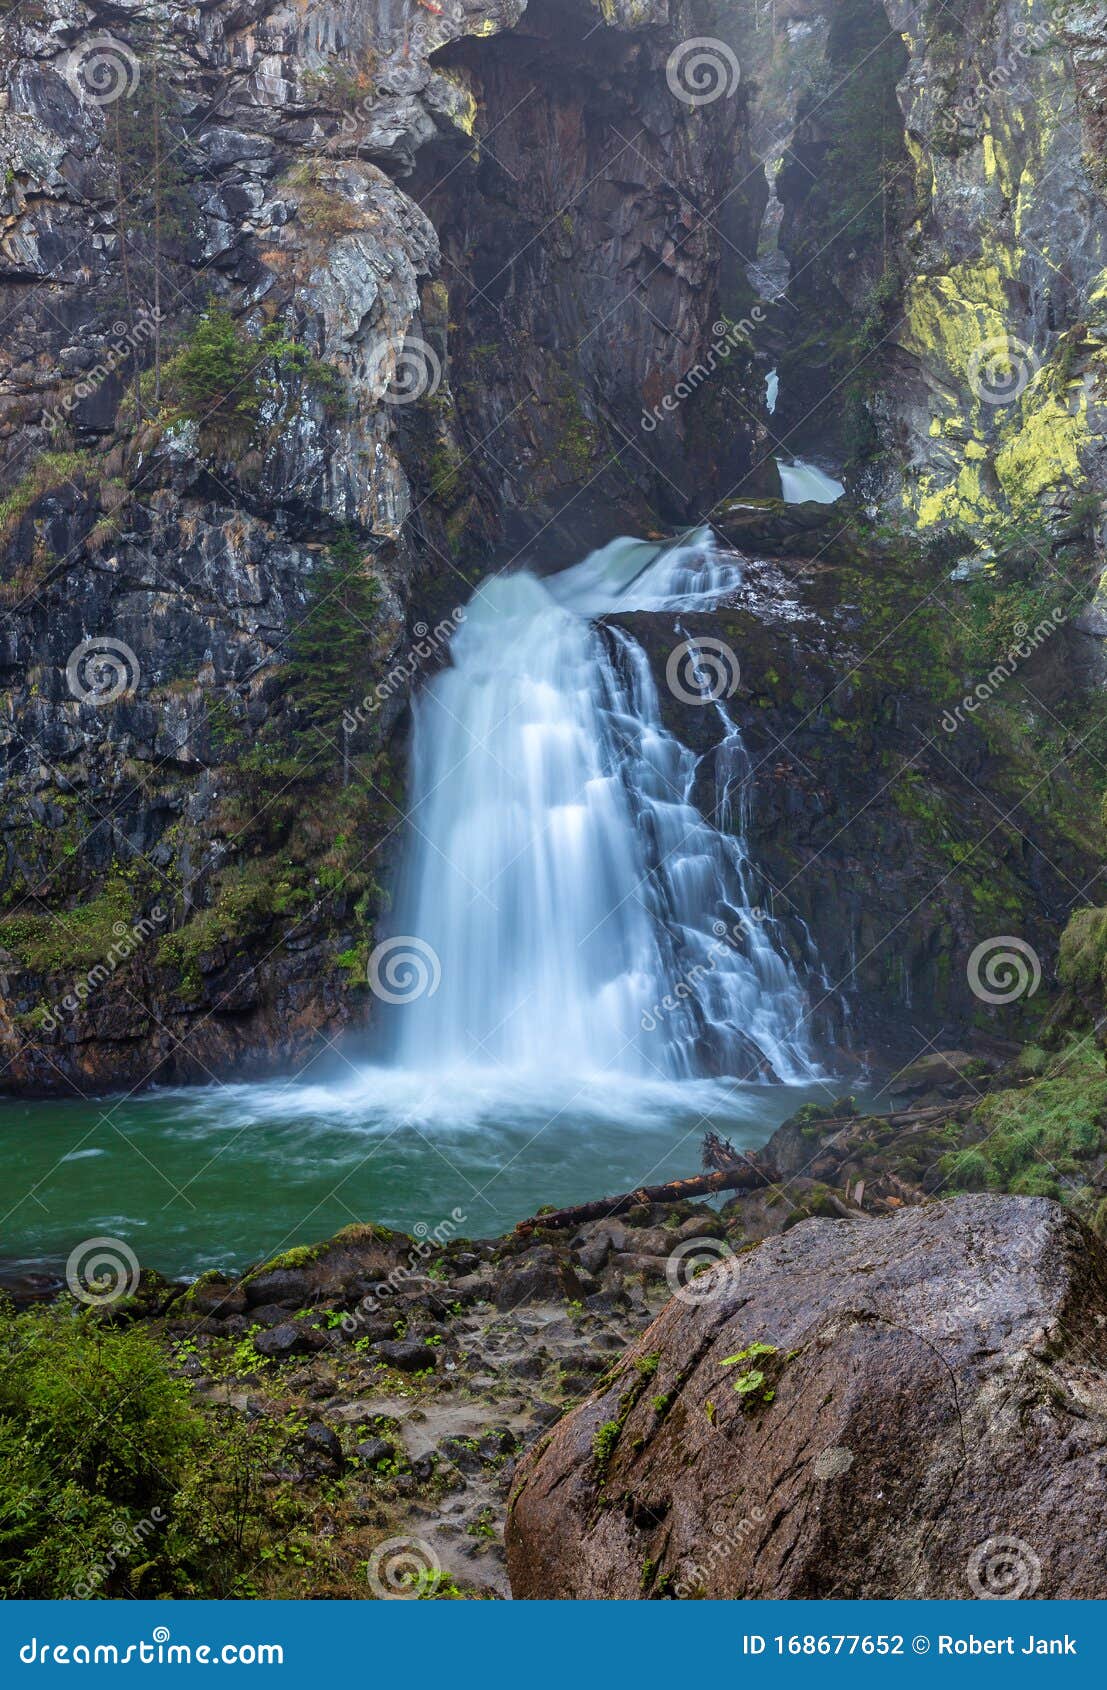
514;1098;982;1235
514;1157;776;1235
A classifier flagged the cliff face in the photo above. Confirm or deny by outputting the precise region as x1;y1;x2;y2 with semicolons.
748;0;1107;534
0;0;764;1092
3;0;1107;1093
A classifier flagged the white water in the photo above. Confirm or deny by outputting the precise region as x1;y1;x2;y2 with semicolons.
765;367;845;504
776;457;845;505
383;532;822;1087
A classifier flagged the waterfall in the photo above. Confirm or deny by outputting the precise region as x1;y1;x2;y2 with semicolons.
776;457;845;505
383;532;823;1086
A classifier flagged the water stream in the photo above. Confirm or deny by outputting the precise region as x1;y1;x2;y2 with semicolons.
0;535;838;1282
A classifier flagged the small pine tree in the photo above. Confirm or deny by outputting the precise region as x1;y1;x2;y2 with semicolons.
171;301;267;428
287;531;382;779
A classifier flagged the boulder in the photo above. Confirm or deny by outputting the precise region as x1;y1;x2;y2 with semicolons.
354;1437;396;1468
373;1338;437;1373
252;1321;327;1360
506;1197;1107;1599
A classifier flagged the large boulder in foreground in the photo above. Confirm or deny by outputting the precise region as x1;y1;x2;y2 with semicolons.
506;1197;1107;1599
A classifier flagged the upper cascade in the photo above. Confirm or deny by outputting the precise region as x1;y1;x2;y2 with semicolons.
383;534;825;1084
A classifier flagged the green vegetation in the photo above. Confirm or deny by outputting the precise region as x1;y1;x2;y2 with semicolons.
0;1304;290;1597
0;874;138;972
283;160;368;236
155;301;344;443
591;1420;622;1470
155;862;281;998
721;1342;784;1410
940;1038;1107;1202
287;529;383;744
0;451;91;550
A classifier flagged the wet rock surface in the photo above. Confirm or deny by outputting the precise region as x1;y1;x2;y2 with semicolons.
506;1194;1107;1599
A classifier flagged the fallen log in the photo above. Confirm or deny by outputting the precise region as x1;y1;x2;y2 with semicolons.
514;1157;777;1235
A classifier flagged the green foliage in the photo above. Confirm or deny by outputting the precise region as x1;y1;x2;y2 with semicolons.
156;862;279;996
0;874;136;972
0;451;92;550
164;301;268;430
287;529;383;740
721;1342;783;1410
1059;905;1107;998
591;1420;621;1469
0;1305;290;1598
940;1038;1107;1201
159;303;344;441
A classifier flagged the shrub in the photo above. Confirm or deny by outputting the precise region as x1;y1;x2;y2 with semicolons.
0;1304;289;1598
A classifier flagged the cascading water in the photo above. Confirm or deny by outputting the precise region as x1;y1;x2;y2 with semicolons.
383;532;822;1086
764;367;845;505
0;532;839;1275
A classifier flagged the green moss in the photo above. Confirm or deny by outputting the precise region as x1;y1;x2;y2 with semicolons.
940;1038;1107;1202
0;451;93;550
0;874;137;972
156;862;277;996
591;1420;621;1470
